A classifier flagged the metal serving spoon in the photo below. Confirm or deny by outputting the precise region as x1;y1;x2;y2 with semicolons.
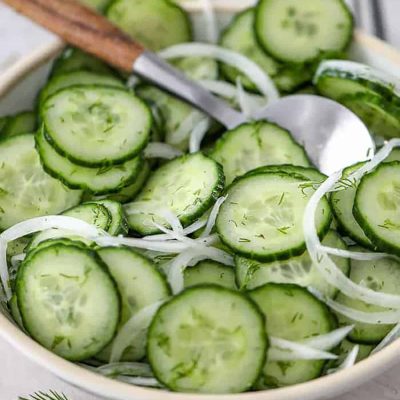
3;0;375;174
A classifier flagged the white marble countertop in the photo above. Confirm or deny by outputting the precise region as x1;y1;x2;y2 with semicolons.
1;1;400;399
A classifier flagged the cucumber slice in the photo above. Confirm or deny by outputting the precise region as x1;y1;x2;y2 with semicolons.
248;283;336;387
148;285;267;393
236;230;349;297
51;48;114;77
0;135;81;230
216;172;332;262
335;339;374;362
314;60;400;105
126;153;224;235
255;0;353;63
93;161;151;204
10;294;24;329
210;122;310;185
385;148;400;163
184;260;237;289
41;86;151;167
79;0;110;11
96;247;170;361
219;9;279;92
39;70;124;105
93;200;128;235
330;162;374;249
36;128;142;195
0;117;9;134
63;202;112;229
340;93;400;139
7;237;30;260
16;243;120;361
273;64;314;94
106;0;192;51
2;111;37;137
335;247;400;344
354;162;400;255
171;57;218;82
246;165;326;183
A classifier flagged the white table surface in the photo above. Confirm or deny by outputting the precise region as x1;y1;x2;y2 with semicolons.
1;1;400;399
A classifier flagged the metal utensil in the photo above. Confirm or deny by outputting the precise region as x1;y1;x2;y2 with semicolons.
3;0;375;174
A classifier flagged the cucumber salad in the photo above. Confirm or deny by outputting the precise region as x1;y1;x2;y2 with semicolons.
2;0;400;394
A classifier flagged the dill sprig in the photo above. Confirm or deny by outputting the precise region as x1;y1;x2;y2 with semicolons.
19;390;70;400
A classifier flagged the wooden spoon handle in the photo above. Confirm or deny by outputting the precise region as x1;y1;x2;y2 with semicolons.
2;0;145;72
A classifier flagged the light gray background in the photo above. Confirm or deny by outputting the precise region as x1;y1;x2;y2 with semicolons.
1;0;400;399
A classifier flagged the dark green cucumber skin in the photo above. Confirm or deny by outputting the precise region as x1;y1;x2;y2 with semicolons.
254;0;354;64
216;172;332;263
16;243;121;361
35;128;144;195
245;164;326;182
128;153;225;236
2;111;37;137
147;284;268;393
316;69;400;107
40;86;152;168
354;161;400;256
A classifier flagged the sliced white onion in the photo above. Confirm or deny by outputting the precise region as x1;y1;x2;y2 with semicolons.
302;326;354;351
189;117;210;153
97;362;153;377
371;323;400;355
183;217;208;235
159;43;279;101
201;196;227;238
269;337;338;361
144;142;183;160
116;375;162;388
110;300;165;363
236;77;252;119
327;344;359;374
0;216;105;300
200;0;218;44
304;172;400;309
319;246;393;261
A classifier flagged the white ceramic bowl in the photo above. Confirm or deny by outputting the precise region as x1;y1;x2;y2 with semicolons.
1;2;400;400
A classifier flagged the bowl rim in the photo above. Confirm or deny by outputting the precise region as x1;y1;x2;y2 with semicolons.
1;2;400;400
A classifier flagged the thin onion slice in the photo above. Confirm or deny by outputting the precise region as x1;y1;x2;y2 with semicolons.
169;111;204;147
200;0;218;44
302;325;354;351
116;375;162;388
189;117;210;153
159;43;279;101
304;172;400;309
110;300;165;363
371;323;400;355
97;362;153;378
319;246;394;261
327;344;359;374
201;196;227;238
269;337;338;361
236;77;252;119
144;142;183;160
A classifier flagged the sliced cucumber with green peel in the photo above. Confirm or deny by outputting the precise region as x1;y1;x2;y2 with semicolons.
385;148;400;163
354;162;400;255
107;0;192;51
340;93;400;139
0;135;81;230
236;230;349;297
93;162;151;204
273;64;314;94
330;162;374;249
126;153;224;235
96;246;170;361
0;117;9;134
216;172;331;262
219;9;279;92
184;260;237;289
245;164;326;183
314;60;400;104
2;111;37;137
16;243;120;361
51;47;115;77
255;0;353;63
93;200;128;235
171;57;218;82
41;86;151;167
36;128;142;195
63;202;112;231
39;70;124;105
10;295;24;329
335;246;400;344
148;285;267;393
210;122;310;185
249;283;336;387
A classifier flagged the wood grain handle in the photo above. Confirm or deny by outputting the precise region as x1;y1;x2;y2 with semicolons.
2;0;145;72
